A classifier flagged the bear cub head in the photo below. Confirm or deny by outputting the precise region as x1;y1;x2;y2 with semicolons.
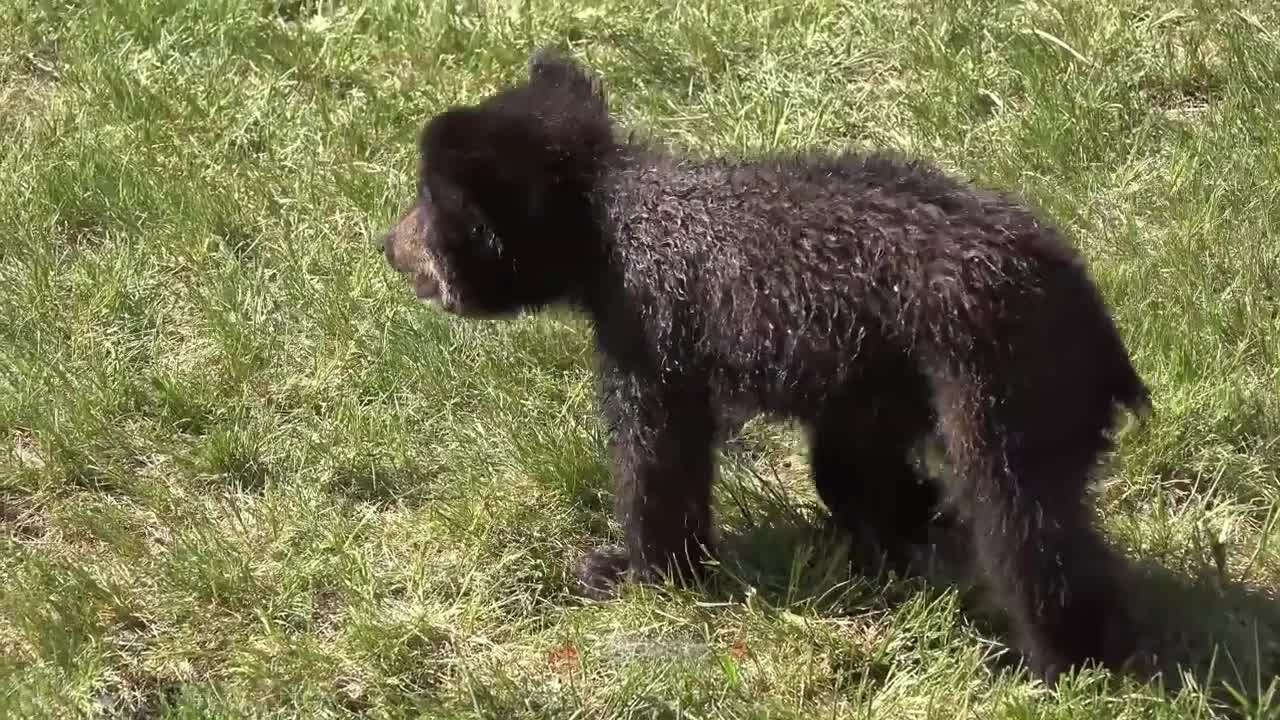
382;50;617;317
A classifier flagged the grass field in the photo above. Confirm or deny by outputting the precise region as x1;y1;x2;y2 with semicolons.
2;0;1279;717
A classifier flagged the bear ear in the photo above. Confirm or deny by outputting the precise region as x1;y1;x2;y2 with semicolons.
527;48;607;113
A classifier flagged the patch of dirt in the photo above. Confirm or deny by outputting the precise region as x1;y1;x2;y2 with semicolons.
12;430;47;470
2;433;50;541
0;50;61;129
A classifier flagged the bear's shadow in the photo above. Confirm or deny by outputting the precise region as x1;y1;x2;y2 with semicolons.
697;461;1280;706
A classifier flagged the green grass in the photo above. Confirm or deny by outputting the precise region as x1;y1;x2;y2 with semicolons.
1;0;1279;717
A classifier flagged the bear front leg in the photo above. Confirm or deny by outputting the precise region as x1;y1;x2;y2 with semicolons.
575;370;717;599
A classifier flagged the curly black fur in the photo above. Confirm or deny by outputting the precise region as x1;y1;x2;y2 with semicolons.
381;49;1153;684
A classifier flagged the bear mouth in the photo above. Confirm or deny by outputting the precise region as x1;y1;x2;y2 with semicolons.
411;271;441;302
412;272;461;315
411;270;475;316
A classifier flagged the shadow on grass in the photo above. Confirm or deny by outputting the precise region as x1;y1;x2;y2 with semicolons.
691;486;1280;712
1123;558;1280;706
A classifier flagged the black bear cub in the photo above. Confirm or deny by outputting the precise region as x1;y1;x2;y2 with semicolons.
382;49;1152;684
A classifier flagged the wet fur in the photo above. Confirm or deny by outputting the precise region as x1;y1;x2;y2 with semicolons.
381;50;1152;684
